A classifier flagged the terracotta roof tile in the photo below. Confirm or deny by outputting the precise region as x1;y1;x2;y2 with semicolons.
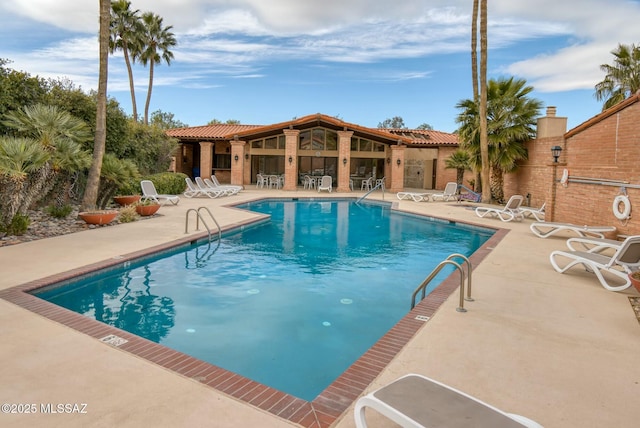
166;114;459;147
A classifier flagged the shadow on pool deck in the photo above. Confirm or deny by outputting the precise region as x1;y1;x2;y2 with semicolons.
1;188;639;428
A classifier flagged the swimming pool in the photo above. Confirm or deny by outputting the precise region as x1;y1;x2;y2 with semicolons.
34;198;493;401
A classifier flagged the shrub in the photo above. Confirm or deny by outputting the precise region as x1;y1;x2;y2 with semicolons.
1;213;31;236
118;205;138;223
46;204;73;218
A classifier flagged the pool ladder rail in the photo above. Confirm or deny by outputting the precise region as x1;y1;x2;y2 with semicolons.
411;254;473;312
356;181;385;204
185;207;222;258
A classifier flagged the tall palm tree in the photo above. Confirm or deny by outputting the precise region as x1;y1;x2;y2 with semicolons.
478;0;490;203
456;77;542;202
594;43;640;111
110;0;143;122
139;12;176;125
471;0;479;102
82;0;110;211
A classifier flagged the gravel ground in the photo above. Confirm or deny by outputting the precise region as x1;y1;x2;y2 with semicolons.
0;205;124;247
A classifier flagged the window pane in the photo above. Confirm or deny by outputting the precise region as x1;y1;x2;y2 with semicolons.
350;137;358;151
360;139;372;151
312;128;325;150
251;140;263;149
299;130;311;150
326;130;338;150
265;137;278;149
373;142;386;152
278;135;286;149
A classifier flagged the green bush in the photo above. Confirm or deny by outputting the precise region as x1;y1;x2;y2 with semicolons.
1;213;31;236
141;172;187;195
45;204;73;218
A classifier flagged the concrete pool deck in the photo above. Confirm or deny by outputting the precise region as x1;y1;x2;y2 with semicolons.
1;188;638;428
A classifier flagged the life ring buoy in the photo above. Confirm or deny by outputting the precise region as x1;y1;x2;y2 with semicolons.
612;195;631;220
560;169;569;186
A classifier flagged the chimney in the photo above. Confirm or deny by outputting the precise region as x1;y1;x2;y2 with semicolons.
537;106;566;138
546;106;557;117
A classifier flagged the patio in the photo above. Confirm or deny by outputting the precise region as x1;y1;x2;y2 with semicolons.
0;187;638;427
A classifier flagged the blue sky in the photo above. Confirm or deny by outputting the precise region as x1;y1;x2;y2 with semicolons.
1;0;639;133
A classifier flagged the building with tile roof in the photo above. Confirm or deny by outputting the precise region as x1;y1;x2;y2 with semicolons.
166;113;463;192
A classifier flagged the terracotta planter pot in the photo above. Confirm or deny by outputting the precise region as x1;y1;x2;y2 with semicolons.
629;273;640;293
136;204;160;216
79;211;118;225
114;195;141;206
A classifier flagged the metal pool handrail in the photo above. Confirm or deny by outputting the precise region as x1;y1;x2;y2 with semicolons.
185;206;222;243
356;182;385;204
411;254;473;312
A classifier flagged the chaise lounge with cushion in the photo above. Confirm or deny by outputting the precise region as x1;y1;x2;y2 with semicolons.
530;222;616;239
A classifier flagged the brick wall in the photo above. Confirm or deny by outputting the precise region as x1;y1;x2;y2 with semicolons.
514;97;640;236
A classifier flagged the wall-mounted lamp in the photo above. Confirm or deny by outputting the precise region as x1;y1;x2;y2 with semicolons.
342;158;347;166
234;154;239;162
396;158;401;167
245;153;249;160
551;146;562;163
386;157;391;165
288;156;293;165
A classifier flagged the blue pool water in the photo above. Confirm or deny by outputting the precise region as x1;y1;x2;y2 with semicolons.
35;199;493;401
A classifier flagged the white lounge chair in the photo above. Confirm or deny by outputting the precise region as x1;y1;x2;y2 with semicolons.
354;374;543;428
397;192;431;202
431;182;459;201
520;202;545;221
475;195;525;222
549;235;640;291
317;175;332;193
565;236;628;253
530;222;616;239
140;180;180;206
184;177;225;198
206;176;242;195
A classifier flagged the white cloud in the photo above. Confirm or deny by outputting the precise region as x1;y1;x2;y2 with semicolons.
2;0;639;95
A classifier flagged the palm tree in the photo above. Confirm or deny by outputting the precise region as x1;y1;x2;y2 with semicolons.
478;0;490;203
0;137;50;228
456;77;542;202
445;149;472;186
139;12;176;125
110;0;143;122
2;104;92;212
82;0;110;211
594;43;640;111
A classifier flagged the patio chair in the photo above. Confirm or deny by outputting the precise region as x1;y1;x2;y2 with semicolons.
140;180;180;206
256;173;268;188
475;195;525;222
565;236;629;253
431;182;459;201
361;177;374;191
530;222;616;239
317;175;332;193
520;202;546;221
549;235;640;291
354;374;543;428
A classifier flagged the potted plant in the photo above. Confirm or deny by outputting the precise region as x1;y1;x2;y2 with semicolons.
135;199;160;216
78;210;118;225
629;271;640;293
113;194;141;206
